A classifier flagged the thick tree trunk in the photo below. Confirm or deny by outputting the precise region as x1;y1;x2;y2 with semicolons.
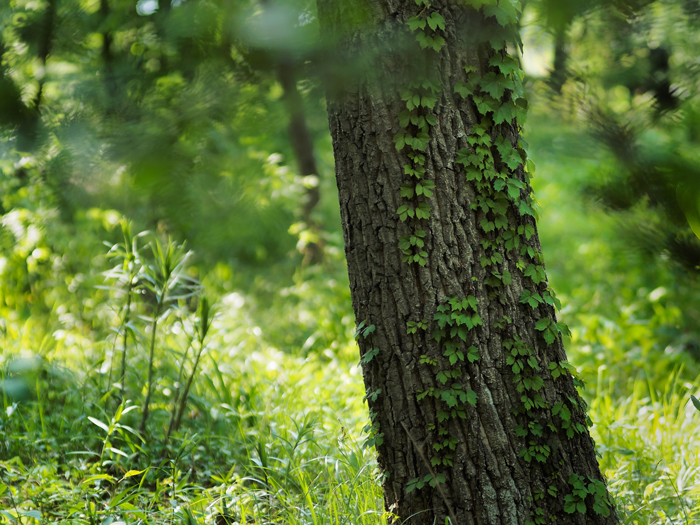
317;1;619;524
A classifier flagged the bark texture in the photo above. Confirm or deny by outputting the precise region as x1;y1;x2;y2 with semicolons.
317;1;619;524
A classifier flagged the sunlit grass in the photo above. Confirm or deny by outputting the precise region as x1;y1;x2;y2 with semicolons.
591;369;700;524
3;102;700;525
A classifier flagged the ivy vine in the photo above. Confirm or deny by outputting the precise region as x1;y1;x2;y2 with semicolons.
387;0;613;522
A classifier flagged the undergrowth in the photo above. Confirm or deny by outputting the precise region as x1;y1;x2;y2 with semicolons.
1;101;700;525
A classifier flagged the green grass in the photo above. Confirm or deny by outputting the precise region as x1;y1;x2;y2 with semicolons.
2;98;700;525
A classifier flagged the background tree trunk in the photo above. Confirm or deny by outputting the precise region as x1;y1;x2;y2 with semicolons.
317;1;619;523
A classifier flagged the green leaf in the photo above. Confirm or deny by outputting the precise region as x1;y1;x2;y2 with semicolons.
88;416;110;433
493;100;519;124
399;110;412;128
416;32;431;49
455;82;472;98
456;149;472;166
421;92;438;109
691;395;700;412
490;54;520;76
484;0;520;26
427;12;446;31
430;35;446;51
526;158;537;176
535;318;551;331
466;389;477;406
473;95;499;116
413;131;431;151
407;16;427;32
480;72;509;99
397;205;414;221
480;219;495;232
543;328;556;345
83;474;117;484
416;202;431;219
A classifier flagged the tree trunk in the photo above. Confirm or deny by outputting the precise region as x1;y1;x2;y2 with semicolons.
317;1;619;524
547;28;569;94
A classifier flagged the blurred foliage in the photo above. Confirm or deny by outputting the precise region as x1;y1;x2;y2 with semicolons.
525;0;700;277
0;0;336;273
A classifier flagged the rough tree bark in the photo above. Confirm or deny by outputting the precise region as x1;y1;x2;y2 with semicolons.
317;1;619;524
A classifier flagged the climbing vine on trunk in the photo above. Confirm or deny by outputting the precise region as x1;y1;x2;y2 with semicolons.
317;0;619;523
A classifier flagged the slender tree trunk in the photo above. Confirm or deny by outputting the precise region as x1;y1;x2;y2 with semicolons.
317;1;618;523
548;28;569;94
276;58;324;265
259;0;324;265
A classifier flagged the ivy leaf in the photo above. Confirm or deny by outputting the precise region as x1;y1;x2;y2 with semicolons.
418;180;435;197
480;72;507;99
466;168;483;181
456;149;472;166
400;184;415;199
421;92;438;109
480;219;495;232
425;113;436;126
427;12;446;31
473;95;499;116
489;54;520;76
507;183;520;199
501;270;512;285
397;205;414;221
543;328;556;345
416;202;431;219
525;264;544;284
535;318;551;331
407;15;427;32
413;131;431;151
411;114;427;130
492;100;519;124
441;390;457;407
484;0;520;27
518;200;536;217
454;81;472;98
504;147;523;170
526;158;537;176
393;131;405;150
415;32;431;50
430;35;446;51
517;224;534;240
399;110;412;128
